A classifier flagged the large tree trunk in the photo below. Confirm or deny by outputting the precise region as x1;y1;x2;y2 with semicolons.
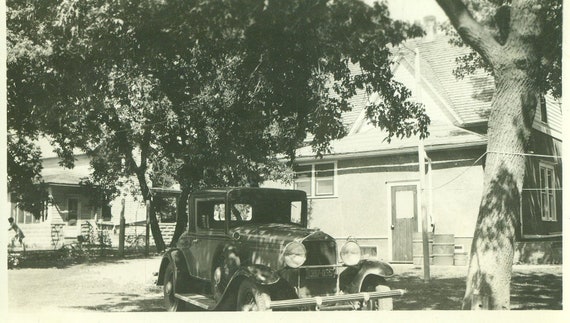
435;0;543;310
462;68;536;310
133;167;167;252
122;150;166;252
170;185;191;248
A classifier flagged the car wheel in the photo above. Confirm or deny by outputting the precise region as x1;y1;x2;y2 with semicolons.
370;285;393;310
236;279;271;311
362;277;393;311
164;262;187;311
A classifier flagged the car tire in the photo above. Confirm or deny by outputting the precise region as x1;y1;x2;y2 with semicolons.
371;285;393;310
163;262;187;311
361;277;393;311
236;279;271;311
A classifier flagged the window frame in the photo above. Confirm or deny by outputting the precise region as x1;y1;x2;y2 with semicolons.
194;198;227;231
293;161;337;198
538;161;557;222
67;197;80;224
538;95;548;124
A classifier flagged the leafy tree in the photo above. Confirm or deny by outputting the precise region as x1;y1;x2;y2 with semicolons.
142;0;428;245
7;133;48;218
7;1;427;250
435;0;562;309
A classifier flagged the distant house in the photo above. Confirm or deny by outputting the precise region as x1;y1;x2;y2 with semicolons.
271;31;562;264
7;146;177;250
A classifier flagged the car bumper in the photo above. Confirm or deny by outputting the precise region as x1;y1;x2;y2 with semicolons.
268;288;406;310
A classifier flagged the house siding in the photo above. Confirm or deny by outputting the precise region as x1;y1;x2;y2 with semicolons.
520;130;563;238
49;186;98;223
300;147;485;262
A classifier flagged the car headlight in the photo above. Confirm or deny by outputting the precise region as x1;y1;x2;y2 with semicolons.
282;241;306;268
340;240;361;266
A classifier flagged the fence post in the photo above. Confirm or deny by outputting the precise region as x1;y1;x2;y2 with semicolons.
119;199;125;257
145;200;150;256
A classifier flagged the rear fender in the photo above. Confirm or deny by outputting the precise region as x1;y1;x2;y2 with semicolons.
339;259;394;294
157;249;187;286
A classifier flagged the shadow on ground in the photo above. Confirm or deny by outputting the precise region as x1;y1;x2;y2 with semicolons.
390;276;465;310
64;292;165;312
390;270;562;310
511;273;562;310
8;249;162;269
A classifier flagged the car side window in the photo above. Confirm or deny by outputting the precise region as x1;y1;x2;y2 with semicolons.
196;200;225;230
230;204;253;222
291;201;302;224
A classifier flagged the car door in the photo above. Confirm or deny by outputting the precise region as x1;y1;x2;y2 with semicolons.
186;198;228;280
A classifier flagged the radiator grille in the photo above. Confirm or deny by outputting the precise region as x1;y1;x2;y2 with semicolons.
302;240;337;266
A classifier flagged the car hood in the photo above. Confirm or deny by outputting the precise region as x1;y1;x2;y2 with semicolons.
229;223;334;245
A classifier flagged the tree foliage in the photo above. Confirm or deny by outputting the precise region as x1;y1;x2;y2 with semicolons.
443;0;562;98
7;0;427;248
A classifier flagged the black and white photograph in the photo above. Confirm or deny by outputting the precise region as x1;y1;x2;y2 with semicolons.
1;0;566;320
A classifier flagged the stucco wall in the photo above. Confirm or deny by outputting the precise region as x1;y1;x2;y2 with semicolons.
282;147;485;262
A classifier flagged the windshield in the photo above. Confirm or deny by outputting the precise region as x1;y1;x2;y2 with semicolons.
226;199;304;227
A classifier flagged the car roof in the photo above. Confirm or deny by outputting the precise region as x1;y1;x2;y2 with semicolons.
191;187;307;200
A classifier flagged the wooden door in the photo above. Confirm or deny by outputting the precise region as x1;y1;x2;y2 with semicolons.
391;185;418;262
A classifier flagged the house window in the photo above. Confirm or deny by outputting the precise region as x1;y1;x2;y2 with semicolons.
102;204;112;221
68;198;79;224
294;162;336;197
535;95;548;123
360;246;378;260
539;163;556;221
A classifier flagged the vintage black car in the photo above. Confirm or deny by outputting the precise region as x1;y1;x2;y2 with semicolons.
156;188;404;311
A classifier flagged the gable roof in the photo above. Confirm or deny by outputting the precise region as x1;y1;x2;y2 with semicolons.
40;154;91;186
299;31;564;160
396;33;562;133
396;34;494;126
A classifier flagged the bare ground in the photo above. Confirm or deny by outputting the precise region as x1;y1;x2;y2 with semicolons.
6;254;562;313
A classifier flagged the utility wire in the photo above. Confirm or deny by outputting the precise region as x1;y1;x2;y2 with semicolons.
293;150;562;191
430;151;487;190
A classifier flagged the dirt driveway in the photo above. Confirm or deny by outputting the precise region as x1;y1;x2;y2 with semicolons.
7;255;562;313
8;255;164;313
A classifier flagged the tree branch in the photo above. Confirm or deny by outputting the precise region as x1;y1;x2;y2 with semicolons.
436;0;501;66
506;0;543;51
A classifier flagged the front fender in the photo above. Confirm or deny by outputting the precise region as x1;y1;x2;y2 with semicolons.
157;249;187;286
339;259;394;294
232;264;281;285
214;264;284;310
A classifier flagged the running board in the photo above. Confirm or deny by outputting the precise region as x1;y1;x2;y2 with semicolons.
174;293;217;310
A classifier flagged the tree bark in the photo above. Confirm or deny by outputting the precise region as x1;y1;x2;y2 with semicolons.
463;68;536;310
132;164;166;252
170;184;191;248
435;0;543;309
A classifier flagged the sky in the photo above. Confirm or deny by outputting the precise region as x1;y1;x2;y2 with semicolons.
366;0;448;23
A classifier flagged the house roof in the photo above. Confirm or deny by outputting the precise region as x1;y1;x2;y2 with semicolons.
396;33;562;131
40;155;91;185
341;64;369;130
297;31;563;160
41;165;89;185
396;34;494;126
295;123;486;160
